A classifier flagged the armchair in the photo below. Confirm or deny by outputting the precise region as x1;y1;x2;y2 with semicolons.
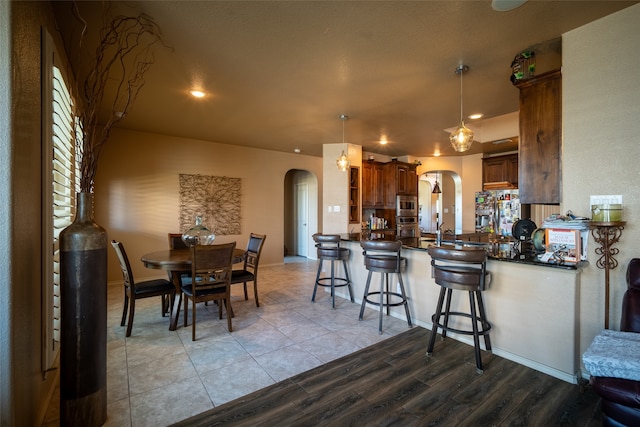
588;258;640;426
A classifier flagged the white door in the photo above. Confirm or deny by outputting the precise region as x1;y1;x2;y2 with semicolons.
296;183;309;257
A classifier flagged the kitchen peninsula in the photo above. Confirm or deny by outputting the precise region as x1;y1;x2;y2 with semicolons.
333;233;584;383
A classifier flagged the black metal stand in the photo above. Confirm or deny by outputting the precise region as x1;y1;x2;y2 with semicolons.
589;221;626;329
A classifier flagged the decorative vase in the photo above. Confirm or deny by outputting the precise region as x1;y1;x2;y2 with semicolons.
182;215;216;246
59;192;108;426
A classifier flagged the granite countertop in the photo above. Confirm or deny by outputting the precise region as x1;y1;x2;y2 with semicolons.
340;233;584;270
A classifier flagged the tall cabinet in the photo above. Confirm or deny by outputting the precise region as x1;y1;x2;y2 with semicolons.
515;69;562;204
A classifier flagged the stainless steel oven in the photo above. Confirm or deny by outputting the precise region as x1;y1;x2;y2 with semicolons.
396;216;418;237
396;195;418;217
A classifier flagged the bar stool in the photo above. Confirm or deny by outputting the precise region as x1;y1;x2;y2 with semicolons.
426;246;492;374
359;240;412;334
311;234;354;308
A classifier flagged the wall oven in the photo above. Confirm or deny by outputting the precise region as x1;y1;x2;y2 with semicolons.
396;195;418;217
397;216;418;237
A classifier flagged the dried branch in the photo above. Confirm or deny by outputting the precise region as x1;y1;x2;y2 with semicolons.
69;3;170;192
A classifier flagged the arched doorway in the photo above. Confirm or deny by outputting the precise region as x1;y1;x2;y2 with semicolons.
419;171;463;233
284;169;318;259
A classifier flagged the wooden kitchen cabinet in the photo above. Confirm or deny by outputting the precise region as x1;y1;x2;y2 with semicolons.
516;69;562;204
362;161;385;208
383;161;418;208
482;154;518;189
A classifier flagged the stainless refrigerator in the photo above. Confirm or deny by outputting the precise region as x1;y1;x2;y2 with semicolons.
475;190;522;236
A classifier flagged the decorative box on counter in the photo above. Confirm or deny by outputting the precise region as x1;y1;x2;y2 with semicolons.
542;228;582;264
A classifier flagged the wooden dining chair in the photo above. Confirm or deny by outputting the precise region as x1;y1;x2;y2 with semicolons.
182;242;236;341
231;233;267;307
111;240;176;337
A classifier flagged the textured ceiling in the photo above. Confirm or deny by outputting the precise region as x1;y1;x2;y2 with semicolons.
53;1;637;158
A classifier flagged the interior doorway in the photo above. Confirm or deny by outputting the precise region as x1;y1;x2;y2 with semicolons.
419;171;462;233
284;169;318;259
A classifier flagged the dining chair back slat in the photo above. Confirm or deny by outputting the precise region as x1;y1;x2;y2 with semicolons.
182;242;236;340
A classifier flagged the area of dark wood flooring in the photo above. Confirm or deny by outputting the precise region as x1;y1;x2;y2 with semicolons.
171;326;602;426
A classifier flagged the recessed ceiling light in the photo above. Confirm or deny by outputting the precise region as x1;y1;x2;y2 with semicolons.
491;0;527;12
379;135;388;145
294;148;301;153
468;113;483;120
190;90;206;98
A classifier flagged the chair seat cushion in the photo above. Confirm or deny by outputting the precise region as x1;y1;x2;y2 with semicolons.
583;330;640;381
231;270;255;283
134;279;174;295
591;376;640;409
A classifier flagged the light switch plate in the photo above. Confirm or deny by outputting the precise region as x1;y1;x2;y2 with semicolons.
328;206;333;213
590;195;622;206
333;205;340;212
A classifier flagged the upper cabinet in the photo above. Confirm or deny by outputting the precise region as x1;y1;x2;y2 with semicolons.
383;161;417;208
362;161;385;208
515;69;562;204
362;160;417;209
482;153;518;190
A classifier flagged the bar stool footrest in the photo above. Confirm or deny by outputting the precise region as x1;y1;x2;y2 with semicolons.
363;291;409;308
316;277;351;288
431;311;492;337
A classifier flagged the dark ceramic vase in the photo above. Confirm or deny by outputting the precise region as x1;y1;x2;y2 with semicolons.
59;192;108;426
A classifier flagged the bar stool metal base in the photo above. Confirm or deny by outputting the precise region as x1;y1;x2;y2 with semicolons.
359;270;412;334
312;257;354;309
426;287;492;374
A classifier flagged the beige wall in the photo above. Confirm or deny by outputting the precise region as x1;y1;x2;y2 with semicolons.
95;128;323;283
562;3;640;370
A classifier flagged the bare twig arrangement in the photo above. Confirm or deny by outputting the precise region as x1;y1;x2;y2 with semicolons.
70;3;169;192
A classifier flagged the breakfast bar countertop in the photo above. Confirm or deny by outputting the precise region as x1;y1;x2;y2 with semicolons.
339;233;586;270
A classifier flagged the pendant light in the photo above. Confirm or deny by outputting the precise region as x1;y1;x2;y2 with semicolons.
450;65;474;152
432;172;442;194
336;114;350;171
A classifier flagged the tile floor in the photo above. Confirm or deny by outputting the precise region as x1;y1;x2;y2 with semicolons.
43;256;411;427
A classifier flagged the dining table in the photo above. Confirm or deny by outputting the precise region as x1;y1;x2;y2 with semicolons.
141;247;246;331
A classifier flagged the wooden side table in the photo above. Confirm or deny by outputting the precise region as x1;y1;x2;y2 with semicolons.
589;221;626;329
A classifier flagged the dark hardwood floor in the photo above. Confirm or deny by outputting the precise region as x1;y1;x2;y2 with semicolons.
172;327;601;426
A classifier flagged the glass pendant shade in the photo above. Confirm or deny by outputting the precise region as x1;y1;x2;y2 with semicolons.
450;120;475;152
450;65;474;152
181;215;216;246
336;151;350;171
336;114;350;171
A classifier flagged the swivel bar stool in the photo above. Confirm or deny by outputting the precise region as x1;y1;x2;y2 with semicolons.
311;234;354;308
426;246;492;374
359;240;412;334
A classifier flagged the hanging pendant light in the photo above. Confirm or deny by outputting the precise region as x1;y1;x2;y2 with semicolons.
432;172;442;194
336;114;350;171
450;65;474;152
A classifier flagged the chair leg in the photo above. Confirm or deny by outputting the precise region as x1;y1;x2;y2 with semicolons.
191;299;197;341
378;273;386;334
469;291;483;374
126;298;135;337
225;298;233;332
253;279;260;307
342;259;355;303
359;271;373;320
397;273;412;327
183;295;188;327
442;288;453;339
427;287;446;356
476;290;492;352
243;283;248;300
121;294;129;327
312;259;323;302
330;259;336;309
